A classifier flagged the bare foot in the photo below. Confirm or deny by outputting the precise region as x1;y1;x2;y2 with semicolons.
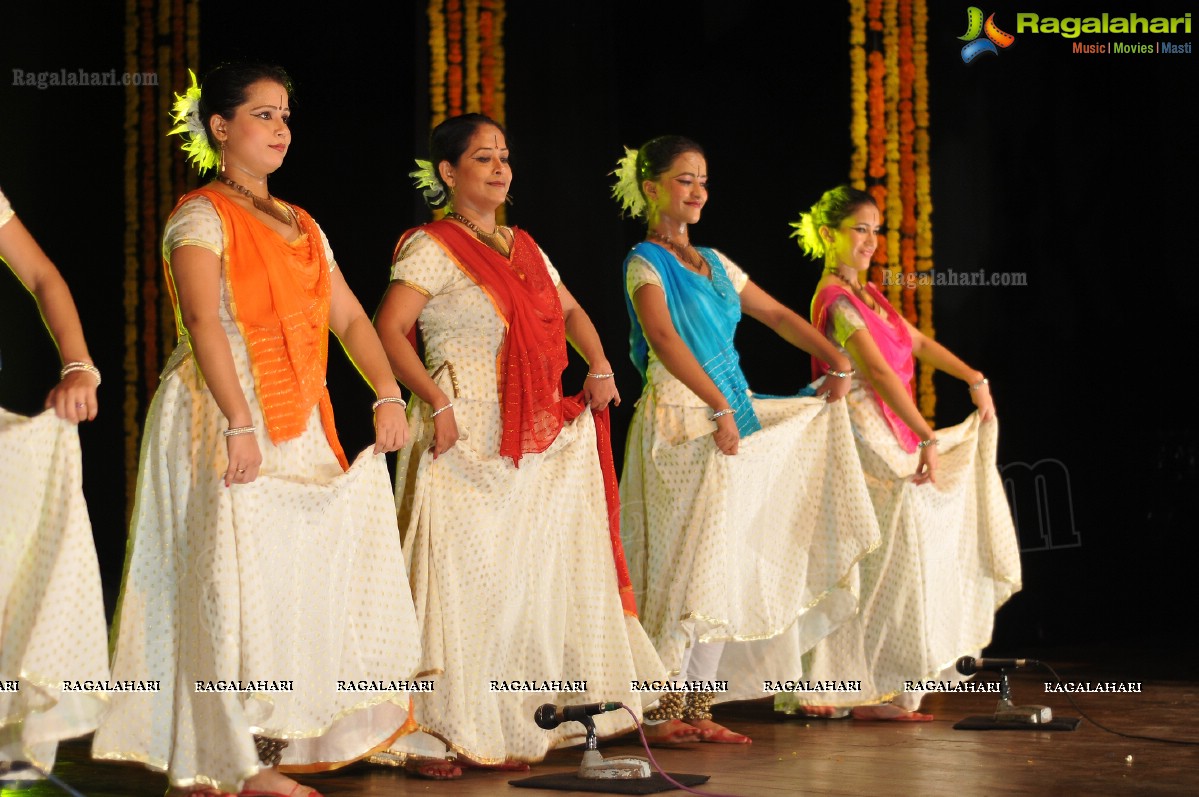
643;718;706;745
403;758;463;779
684;718;752;744
240;767;323;796
851;704;934;722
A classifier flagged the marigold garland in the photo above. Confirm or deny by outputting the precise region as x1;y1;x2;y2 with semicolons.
849;0;868;186
429;0;448;126
464;0;481;114
425;0;507;220
446;0;464;116
123;0;200;522
851;0;936;421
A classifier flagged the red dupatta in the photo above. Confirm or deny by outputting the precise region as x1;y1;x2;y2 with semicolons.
811;282;921;453
395;219;637;615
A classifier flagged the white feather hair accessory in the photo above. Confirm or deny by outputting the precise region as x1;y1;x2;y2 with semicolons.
409;159;447;206
167;69;219;173
610;146;645;219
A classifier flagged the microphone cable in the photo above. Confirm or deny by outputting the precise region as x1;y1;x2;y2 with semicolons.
1034;661;1199;746
617;703;748;797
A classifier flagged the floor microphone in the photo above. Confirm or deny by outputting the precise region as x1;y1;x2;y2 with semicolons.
534;702;623;729
956;656;1041;675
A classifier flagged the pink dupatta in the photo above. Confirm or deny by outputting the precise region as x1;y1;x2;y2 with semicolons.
811;282;921;453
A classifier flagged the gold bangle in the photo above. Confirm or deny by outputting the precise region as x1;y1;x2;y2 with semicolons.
969;376;989;391
917;437;939;450
709;408;735;420
224;426;256;438
586;371;615;379
431;402;454;418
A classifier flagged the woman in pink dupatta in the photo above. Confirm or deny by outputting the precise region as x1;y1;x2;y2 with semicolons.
775;186;1022;721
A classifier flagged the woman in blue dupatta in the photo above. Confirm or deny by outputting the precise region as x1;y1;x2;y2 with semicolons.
612;136;881;744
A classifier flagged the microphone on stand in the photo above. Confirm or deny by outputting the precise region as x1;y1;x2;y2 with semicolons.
534;702;622;730
956;656;1041;675
531;702;654;780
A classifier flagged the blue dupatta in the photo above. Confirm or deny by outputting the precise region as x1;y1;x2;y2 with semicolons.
623;242;762;437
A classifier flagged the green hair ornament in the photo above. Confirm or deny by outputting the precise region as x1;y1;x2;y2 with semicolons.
167;69;219;173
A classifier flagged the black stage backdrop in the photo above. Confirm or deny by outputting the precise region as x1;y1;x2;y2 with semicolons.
2;1;1196;663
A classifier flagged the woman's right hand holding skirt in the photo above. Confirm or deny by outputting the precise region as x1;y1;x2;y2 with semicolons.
430;393;459;459
712;411;740;455
224;432;263;486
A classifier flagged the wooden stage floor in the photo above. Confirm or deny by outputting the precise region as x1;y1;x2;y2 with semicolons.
7;653;1198;796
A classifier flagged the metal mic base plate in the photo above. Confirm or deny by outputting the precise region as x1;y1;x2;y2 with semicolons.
577;750;652;779
995;705;1053;724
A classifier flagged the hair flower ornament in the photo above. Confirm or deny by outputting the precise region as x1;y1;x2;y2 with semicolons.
790;211;824;259
610;146;645;219
409;159;447;206
167;69;218;173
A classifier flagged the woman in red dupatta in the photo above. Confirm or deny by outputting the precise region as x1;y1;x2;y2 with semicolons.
92;64;422;797
775;186;1021;721
372;114;668;778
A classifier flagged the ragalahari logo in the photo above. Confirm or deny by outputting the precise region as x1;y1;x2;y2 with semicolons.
959;7;1016;62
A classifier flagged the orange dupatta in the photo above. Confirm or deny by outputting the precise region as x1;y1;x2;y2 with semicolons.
166;187;348;469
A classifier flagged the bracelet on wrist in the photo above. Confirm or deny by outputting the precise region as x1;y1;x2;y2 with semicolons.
917;437;939;450
586;371;615;380
372;396;407;411
969;376;989;391
827;366;856;379
224;426;256;438
60;361;101;386
431;402;454;418
709;408;736;420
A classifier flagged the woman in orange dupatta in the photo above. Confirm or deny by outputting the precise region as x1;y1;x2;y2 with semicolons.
372;114;671;779
92;64;422;797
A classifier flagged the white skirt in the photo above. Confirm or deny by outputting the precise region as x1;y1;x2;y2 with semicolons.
620;391;881;703
1;408;109;780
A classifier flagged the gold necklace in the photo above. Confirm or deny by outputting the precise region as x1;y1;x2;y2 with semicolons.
648;230;707;273
447;211;511;257
217;175;293;226
827;268;882;313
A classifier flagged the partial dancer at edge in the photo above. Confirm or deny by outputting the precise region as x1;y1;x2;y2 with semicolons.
776;185;1021;721
613;137;881;743
92;64;422;795
373;113;670;779
0;185;109;783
